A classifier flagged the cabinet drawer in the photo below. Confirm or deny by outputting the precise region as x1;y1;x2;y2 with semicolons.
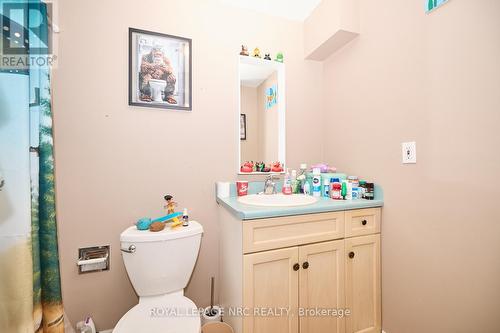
345;208;381;238
243;212;345;254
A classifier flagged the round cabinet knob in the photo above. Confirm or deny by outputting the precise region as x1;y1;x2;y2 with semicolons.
362;219;368;226
348;252;355;259
293;263;300;271
302;262;309;269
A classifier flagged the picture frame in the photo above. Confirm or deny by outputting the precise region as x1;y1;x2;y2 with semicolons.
240;114;247;140
129;28;192;110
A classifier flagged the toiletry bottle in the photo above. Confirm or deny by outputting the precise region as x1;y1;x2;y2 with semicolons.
352;187;359;200
323;177;330;198
365;182;375;200
359;180;367;199
331;178;342;200
341;180;347;200
282;169;292;195
297;163;307;193
291;170;299;194
303;181;311;195
345;180;353;200
182;208;189;227
312;168;322;197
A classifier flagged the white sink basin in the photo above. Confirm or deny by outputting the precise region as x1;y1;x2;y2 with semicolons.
238;194;318;207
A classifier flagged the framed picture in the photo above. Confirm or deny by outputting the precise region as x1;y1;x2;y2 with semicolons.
240;114;247;140
129;28;192;110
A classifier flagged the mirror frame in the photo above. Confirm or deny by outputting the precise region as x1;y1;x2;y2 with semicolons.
237;55;286;175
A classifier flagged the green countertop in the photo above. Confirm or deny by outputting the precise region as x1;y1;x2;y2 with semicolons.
216;182;383;220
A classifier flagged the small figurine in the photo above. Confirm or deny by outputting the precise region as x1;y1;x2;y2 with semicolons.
264;53;271;60
256;161;265;172
275;52;284;63
253;47;261;58
164;194;180;225
271;161;284;173
239;45;249;56
164;195;177;214
240;161;254;173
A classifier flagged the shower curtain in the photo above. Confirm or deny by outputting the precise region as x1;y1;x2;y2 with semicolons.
0;1;65;332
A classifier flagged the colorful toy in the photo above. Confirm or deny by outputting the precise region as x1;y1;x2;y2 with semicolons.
239;45;249;56
264;53;271;60
275;52;284;63
171;219;183;228
252;47;261;58
271;162;284;173
149;222;166;232
164;194;180;225
240;161;254;173
136;212;183;230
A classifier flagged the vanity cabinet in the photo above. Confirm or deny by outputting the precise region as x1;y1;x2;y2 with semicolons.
345;235;381;333
219;207;382;333
243;247;299;333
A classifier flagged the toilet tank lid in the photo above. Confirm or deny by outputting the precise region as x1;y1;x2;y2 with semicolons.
120;221;203;243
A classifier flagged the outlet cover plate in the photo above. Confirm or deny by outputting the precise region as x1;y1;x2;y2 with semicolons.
402;142;416;164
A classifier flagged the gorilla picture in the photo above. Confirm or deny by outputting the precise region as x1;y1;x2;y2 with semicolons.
129;28;192;110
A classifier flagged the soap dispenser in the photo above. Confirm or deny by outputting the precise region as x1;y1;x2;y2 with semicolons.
282;169;292;195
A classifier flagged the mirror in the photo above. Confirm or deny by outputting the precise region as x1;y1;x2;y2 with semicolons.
238;56;285;174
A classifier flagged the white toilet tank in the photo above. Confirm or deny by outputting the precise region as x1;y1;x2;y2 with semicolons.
120;221;203;297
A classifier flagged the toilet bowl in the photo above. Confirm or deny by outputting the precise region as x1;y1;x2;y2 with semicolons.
115;221;203;333
149;79;167;102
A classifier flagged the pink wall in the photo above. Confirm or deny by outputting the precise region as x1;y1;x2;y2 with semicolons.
52;0;323;330
322;0;500;331
240;85;259;162
257;71;279;163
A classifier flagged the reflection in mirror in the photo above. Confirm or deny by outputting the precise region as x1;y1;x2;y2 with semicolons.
238;56;285;174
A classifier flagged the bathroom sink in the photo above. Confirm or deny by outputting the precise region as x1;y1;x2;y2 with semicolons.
238;194;318;207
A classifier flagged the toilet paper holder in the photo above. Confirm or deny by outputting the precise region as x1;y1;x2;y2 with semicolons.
77;245;110;274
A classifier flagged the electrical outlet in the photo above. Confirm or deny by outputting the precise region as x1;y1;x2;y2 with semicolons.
402;142;416;164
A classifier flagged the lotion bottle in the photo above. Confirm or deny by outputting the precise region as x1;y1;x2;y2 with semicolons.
312;168;322;197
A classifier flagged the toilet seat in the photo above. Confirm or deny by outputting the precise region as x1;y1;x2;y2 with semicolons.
113;294;200;333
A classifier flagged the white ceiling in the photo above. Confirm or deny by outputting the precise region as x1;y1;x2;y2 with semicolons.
220;0;322;21
240;63;277;87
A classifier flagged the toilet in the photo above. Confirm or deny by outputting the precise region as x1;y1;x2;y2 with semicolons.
148;79;167;102
114;221;203;333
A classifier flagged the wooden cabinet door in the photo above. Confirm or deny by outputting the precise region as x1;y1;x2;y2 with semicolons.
345;234;381;333
299;240;345;333
243;247;299;333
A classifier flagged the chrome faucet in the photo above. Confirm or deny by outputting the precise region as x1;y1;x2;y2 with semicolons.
263;175;279;195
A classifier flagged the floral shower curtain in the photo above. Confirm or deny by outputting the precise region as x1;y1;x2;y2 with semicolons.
0;1;65;332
